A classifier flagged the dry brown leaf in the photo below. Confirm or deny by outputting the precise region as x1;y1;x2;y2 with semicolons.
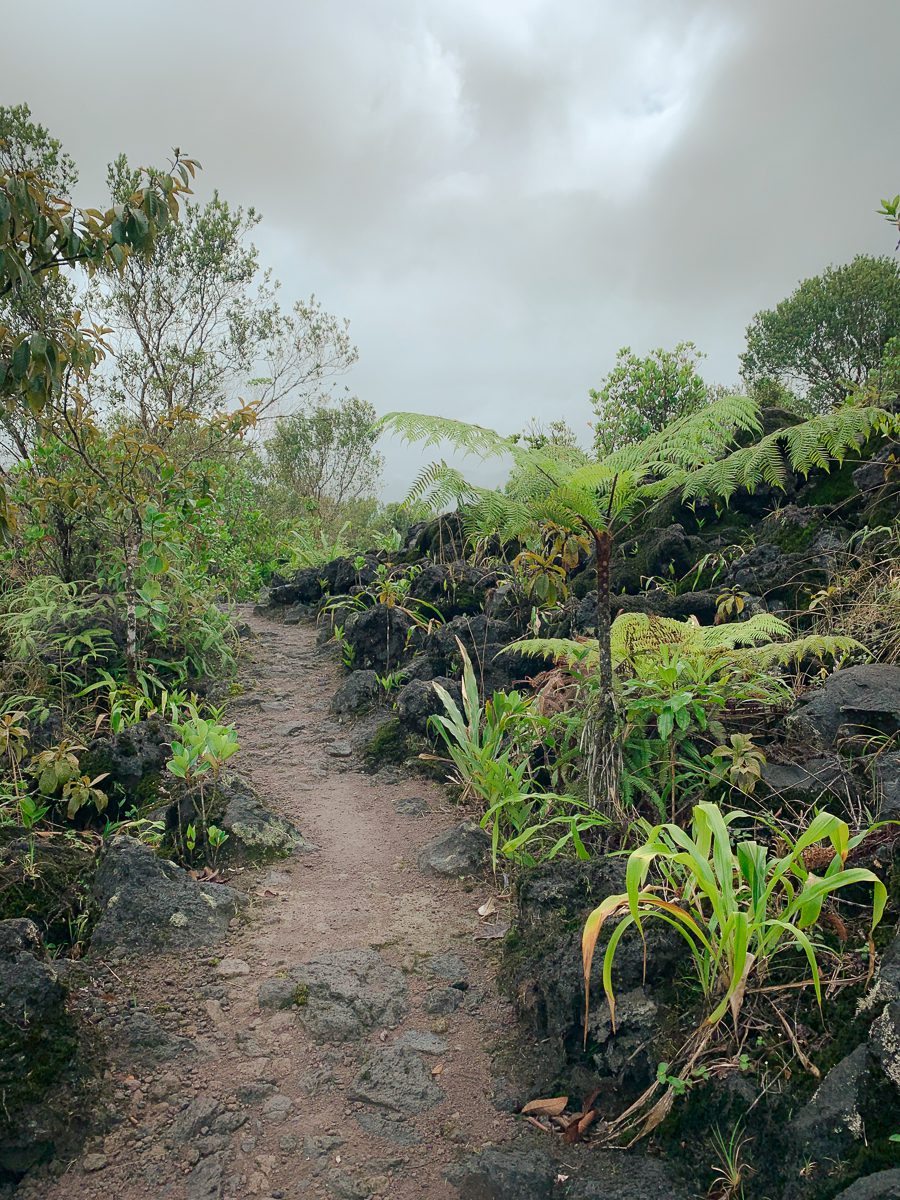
577;1110;598;1135
521;1095;569;1117
525;1116;552;1133
477;897;498;919
431;1063;445;1076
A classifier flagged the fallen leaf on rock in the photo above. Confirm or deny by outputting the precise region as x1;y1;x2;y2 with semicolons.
521;1095;568;1117
477;897;497;919
431;1063;445;1076
473;922;509;939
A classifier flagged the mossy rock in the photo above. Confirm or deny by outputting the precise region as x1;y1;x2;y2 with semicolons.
363;718;419;770
0;832;99;954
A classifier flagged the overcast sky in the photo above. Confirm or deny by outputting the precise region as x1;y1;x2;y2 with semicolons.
3;1;899;495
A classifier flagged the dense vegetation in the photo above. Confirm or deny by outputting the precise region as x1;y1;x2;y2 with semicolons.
2;102;900;1198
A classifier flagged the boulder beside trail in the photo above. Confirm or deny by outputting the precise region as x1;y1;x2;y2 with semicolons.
418;823;490;877
445;1144;693;1200
90;835;246;953
787;664;900;748
396;676;462;735
0;920;89;1176
216;774;312;860
331;669;381;715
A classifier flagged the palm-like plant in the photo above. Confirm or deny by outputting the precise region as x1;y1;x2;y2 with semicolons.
380;398;898;810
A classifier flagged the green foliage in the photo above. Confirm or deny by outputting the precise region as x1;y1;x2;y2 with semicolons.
582;802;886;1036
741;255;900;412
264;397;383;526
166;709;238;782
0;134;198;519
428;642;607;864
284;519;354;568
590;342;709;455
681;403;899;505
512;611;867;675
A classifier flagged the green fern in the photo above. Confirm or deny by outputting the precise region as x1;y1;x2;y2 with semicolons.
380;397;894;810
681;405;897;504
511;612;867;674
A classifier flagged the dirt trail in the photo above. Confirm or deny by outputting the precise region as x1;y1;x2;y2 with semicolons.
24;609;519;1200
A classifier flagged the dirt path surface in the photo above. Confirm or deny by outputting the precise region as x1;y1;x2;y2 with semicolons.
23;610;519;1200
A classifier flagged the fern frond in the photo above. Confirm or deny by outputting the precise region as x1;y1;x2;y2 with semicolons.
729;634;869;669
405;460;479;510
507;638;598;668
698;614;792;648
683;405;900;504
379;412;514;460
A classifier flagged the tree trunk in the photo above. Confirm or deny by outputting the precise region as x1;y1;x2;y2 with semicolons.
123;517;141;681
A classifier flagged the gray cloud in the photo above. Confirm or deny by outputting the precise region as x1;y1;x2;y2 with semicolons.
3;1;898;494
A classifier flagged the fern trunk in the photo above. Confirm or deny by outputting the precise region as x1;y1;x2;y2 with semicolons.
594;530;613;696
582;529;621;816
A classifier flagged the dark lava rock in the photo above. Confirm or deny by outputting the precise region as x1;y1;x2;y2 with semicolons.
722;541;827;602
396;676;461;734
101;1007;190;1065
268;566;324;607
875;752;900;822
833;1170;900;1199
403;654;443;682
0;920;88;1175
424;613;544;695
331;670;381;715
445;1146;556;1199
287;948;408;1040
787;664;900;748
575;589;723;631
424;986;464;1015
409;560;497;617
504;857;682;1104
90;835;246;952
566;1151;693;1199
612;523;696;594
344;605;415;672
853;445;900;496
354;1109;422;1146
349;1045;443;1113
445;1145;692;1200
258;977;300;1010
216;774;311;860
787;1045;870;1170
759;754;858;811
321;554;379;595
418;822;490;876
869;999;900;1089
403;513;468;560
80;717;172;810
426;953;469;985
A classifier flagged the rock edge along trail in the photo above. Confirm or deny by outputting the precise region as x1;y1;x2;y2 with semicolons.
27;609;518;1200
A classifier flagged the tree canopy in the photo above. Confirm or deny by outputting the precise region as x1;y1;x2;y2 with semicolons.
740;254;900;413
590;342;708;455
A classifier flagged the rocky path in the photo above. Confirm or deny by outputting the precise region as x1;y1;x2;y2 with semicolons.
24;610;519;1200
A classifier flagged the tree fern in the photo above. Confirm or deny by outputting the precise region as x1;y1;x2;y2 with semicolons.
379;396;895;811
